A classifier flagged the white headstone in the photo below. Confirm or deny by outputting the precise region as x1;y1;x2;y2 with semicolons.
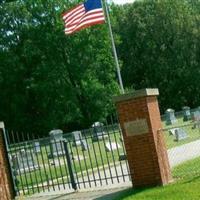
175;128;188;141
49;129;65;157
33;142;41;153
105;142;121;152
92;122;108;141
81;140;89;151
72;131;82;146
12;149;39;174
169;128;178;135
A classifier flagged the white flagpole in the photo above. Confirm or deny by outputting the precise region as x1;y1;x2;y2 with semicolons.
102;0;125;94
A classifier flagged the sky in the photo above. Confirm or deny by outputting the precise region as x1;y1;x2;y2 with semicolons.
112;0;135;4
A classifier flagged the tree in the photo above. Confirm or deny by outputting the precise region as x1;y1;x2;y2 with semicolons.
0;0;119;134
114;0;200;112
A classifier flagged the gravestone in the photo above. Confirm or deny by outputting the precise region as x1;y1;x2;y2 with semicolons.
49;129;65;157
12;149;39;174
182;106;191;121
33;142;41;153
165;109;177;125
92;122;108;141
175;128;188;141
72;131;82;146
81;140;89;151
191;111;200;129
119;154;127;161
169;128;178;135
105;142;121;152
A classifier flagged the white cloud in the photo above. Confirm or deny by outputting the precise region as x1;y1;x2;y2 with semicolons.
111;0;135;4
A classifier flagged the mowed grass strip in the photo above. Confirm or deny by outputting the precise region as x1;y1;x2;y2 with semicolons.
116;177;200;200
116;157;200;200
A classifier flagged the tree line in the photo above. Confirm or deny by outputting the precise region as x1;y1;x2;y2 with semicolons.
0;0;200;134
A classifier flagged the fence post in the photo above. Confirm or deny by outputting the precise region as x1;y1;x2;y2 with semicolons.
113;89;172;188
0;122;16;199
63;140;77;191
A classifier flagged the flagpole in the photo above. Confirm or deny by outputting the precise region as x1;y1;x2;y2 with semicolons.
102;0;125;94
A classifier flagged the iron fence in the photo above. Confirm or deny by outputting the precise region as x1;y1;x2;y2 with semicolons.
5;123;130;196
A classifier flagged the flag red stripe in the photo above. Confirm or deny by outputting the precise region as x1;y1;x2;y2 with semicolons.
62;4;83;19
65;15;104;30
65;17;105;33
65;20;104;35
66;11;104;28
65;7;85;23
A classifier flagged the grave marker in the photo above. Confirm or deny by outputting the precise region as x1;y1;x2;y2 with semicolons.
81;140;89;151
182;106;191;121
165;109;177;125
105;142;121;152
49;129;65;157
175;128;188;141
92;122;108;141
12;149;39;174
33;142;41;153
72;131;82;146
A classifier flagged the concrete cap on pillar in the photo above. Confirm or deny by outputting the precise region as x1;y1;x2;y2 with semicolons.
113;88;159;103
0;122;5;129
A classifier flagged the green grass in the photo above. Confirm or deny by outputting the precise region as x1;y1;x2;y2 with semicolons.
116;177;200;200
172;156;200;178
116;156;200;200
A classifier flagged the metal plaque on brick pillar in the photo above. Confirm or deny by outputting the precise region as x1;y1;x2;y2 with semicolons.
124;119;149;136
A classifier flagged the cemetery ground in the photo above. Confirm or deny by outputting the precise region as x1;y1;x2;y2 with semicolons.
18;157;200;200
10;111;200;198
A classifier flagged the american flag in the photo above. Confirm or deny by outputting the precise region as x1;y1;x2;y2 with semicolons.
62;0;105;35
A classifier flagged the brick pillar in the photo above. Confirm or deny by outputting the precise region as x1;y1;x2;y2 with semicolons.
114;89;172;188
0;122;15;200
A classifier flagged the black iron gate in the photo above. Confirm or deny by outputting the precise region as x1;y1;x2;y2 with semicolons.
5;123;131;196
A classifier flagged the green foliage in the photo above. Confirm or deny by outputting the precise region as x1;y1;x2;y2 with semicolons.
0;0;119;134
114;0;200;112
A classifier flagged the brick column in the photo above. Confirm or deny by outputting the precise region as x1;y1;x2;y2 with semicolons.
0;122;15;200
114;89;172;188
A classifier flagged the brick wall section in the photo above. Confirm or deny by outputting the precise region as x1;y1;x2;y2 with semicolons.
114;89;172;188
0;123;15;200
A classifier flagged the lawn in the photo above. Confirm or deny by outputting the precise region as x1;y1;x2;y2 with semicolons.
10;117;200;195
116;157;200;200
116;177;200;200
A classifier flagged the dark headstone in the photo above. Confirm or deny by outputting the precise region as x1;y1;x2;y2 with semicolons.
119;154;127;161
182;106;191;121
